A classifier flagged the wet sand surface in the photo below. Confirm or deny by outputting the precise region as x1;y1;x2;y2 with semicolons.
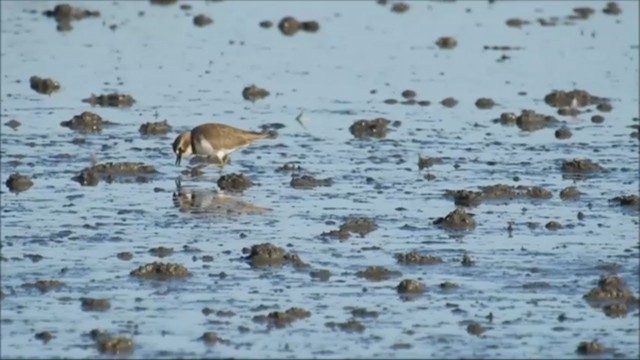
1;1;639;358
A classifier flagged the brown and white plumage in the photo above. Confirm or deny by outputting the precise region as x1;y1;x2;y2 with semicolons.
172;123;275;167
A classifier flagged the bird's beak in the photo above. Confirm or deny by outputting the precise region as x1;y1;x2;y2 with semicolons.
175;151;182;166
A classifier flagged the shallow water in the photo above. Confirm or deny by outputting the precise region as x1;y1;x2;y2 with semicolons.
1;0;639;358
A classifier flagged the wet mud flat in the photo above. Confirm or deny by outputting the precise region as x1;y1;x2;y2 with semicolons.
1;1;639;359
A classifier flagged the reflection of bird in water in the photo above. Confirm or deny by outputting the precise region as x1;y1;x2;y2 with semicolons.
172;184;270;215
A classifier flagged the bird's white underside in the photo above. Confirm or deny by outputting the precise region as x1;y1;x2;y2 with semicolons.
193;136;245;161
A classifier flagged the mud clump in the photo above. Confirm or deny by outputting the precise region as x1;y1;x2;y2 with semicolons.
561;158;606;173
253;307;311;329
326;319;365;333
322;218;378;240
391;2;409;13
301;21;320;32
149;246;173;258
29;76;60;95
310;269;332;281
60;111;111;132
259;20;273;28
433;208;476;230
290;175;332;189
81;297;111;312
475;97;495;109
139;120;171;135
440;97;458;108
217;173;252;192
446;190;482;207
583;275;638;306
544;89;605;108
545;221;562;230
349;118;391;139
559;186;582;200
395;250;443;265
244;243;307;268
466;322;485;336
417;156;443;170
82;93;135;107
576;340;605;355
603;303;628;318
130;262;191;280
401;89;416;99
5;173;33;193
5;119;21;129
199;332;229;345
242;84;270;102
22;280;65;293
73;162;156;186
602;2;622;15
356;266;402;282
396;279;425;294
35;331;54;343
351;308;379;318
506;18;530;28
193;14;213;27
555;127;572;139
609;195;640;208
435;36;457;49
43;3;100;31
591;115;605;123
515;110;558;131
96;336;134;355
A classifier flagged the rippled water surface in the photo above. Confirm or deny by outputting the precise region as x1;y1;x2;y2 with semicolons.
1;0;639;358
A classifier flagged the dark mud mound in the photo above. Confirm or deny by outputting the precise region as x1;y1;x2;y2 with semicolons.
515;110;558;131
396;279;426;294
5;173;33;193
80;297;111;312
253;307;311;328
73;162;156;186
555;127;572;139
544;89;606;108
243;243;307;268
475;97;495;109
21;280;65;293
355;266;402;281
43;3;100;32
193;14;213;27
290;175;333;189
576;340;605;355
447;184;553;206
321;217;378;240
440;97;458;108
609;195;640;208
349;118;391;139
5;119;21;129
466;322;485;336
435;36;457;49
561;158;606;173
433;208;476;230
96;335;134;355
583;275;638;308
60;111;113;132
130;262;191;280
217;173;252;192
603;2;621;15
391;2;409;13
29;76;60;95
559;186;583;200
325;319;365;333
395;251;443;265
401;89;416;99
139;120;171;135
417;156;443;170
199;332;229;345
82;93;135;107
242;84;270;101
